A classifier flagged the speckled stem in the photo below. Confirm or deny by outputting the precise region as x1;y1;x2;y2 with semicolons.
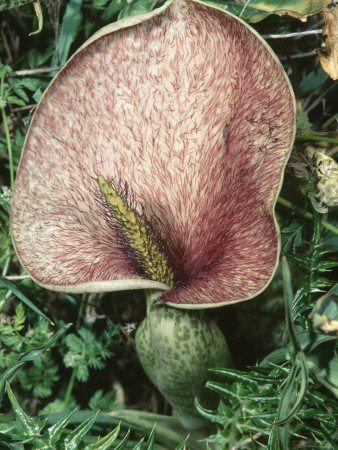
135;290;231;430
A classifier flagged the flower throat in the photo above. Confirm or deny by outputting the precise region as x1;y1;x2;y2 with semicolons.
97;175;175;288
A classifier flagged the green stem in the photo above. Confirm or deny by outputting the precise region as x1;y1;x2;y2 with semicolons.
308;207;321;309
295;134;338;145
0;75;14;189
63;368;77;411
277;197;338;235
322;112;338;130
75;294;85;329
310;206;322;247
1;250;11;277
63;294;86;409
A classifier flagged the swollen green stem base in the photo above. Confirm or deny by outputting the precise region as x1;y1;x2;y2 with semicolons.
135;290;231;430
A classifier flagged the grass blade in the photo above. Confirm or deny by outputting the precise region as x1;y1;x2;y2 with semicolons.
0;277;53;324
59;0;83;65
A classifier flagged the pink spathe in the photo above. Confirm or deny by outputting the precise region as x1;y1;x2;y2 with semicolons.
11;0;295;306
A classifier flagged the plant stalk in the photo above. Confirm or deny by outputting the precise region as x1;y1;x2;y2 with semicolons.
63;294;86;409
0;72;14;189
277;197;338;235
63;368;77;411
295;134;338;145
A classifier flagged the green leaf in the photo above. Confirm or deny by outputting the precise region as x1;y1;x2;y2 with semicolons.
63;325;117;382
205;380;243;402
65;333;83;354
6;95;25;106
194;399;226;425
59;0;83;65
306;343;338;397
6;382;46;436
18;78;41;91
27;46;54;69
118;0;153;19
114;429;131;449
100;0;124;21
208;367;258;389
282;257;300;353
286;253;313;270
275;352;309;426
64;410;99;449
132;437;145;450
145;424;156;449
312;289;338;320
209;0;323;23
272;258;310;448
0;323;72;402
317;260;338;271
281;219;303;253
17;357;59;398
174;435;190;450
89;389;121;411
47;408;78;445
76;363;89;382
106;410;201;449
13;303;26;331
299;66;329;96
297;329;336;353
32;87;43;103
0;0;33;10
0;186;12;214
0;64;12;76
8;79;29;103
85;423;120;449
0;278;53;325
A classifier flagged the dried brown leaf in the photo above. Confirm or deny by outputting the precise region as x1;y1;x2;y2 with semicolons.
315;1;338;80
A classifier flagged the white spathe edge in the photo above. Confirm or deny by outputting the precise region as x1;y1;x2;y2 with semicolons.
28;277;170;294
74;0;175;56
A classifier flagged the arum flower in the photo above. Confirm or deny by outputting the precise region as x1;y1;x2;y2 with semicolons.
10;0;295;430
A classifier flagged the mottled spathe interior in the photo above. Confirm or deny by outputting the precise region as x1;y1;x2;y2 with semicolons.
10;0;295;306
